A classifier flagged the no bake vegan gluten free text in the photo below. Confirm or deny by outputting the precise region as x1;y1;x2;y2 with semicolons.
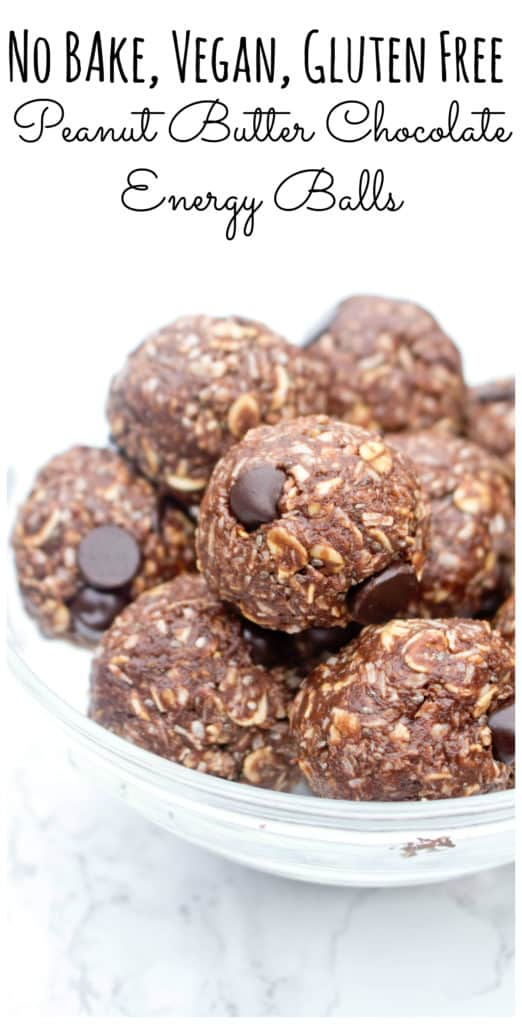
11;297;515;801
8;27;512;240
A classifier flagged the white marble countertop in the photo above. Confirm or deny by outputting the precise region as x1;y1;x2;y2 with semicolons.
6;675;514;1019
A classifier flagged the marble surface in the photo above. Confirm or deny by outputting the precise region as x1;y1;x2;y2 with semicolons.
6;676;515;1019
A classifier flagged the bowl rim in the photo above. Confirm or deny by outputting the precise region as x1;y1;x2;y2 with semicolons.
7;625;515;828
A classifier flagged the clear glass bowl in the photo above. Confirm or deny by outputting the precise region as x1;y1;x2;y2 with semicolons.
7;465;515;887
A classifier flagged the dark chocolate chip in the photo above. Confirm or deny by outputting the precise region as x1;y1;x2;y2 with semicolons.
488;703;515;765
242;622;293;669
242;622;359;671
475;590;504;620
473;379;515;404
347;563;419;625
292;626;357;665
77;525;141;590
230;464;286;529
70;586;127;641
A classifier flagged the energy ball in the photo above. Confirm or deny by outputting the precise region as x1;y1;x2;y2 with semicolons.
12;446;195;643
107;315;329;504
493;594;515;646
307;295;465;433
388;431;514;617
291;618;515;801
196;415;429;632
465;378;515;478
89;574;298;790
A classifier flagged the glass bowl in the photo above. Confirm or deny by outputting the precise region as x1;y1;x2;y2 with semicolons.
7;464;515;887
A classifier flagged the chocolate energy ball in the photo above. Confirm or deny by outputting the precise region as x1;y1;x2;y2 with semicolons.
493;594;515;646
464;378;515;478
307;295;466;433
291;618;515;801
12;446;195;643
89;574;298;790
107;315;329;504
196;416;429;632
388;431;514;618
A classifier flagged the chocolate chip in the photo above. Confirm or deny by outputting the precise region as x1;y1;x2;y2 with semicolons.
242;621;359;671
348;563;419;625
488;703;515;765
475;590;504;620
292;626;357;665
242;622;293;668
70;586;126;641
77;525;141;590
473;379;515;404
230;464;285;529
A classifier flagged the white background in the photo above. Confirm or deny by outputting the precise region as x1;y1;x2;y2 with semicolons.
4;0;519;1018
